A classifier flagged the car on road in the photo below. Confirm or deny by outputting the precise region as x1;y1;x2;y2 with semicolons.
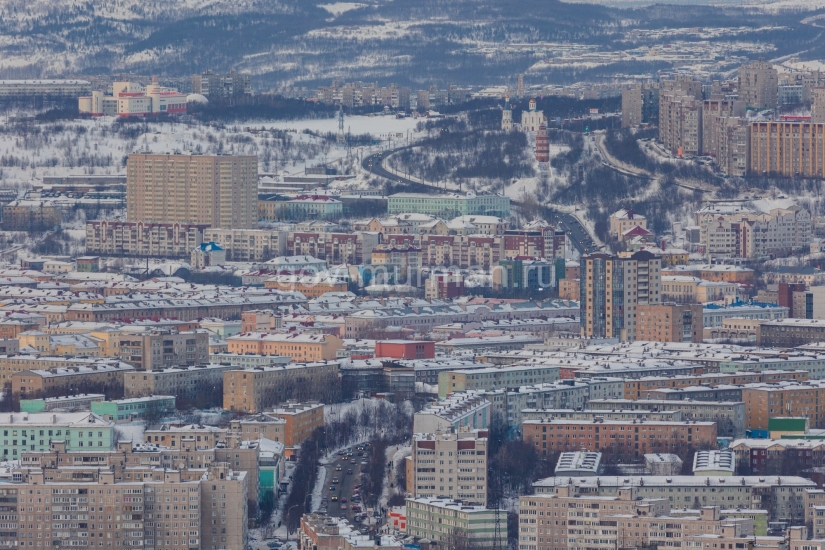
347;469;353;474
329;485;336;491
350;459;356;464
335;465;342;471
331;495;338;501
340;503;348;509
341;497;348;503
332;477;339;483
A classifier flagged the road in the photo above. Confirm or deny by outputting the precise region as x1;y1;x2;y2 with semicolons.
362;151;600;254
318;447;373;531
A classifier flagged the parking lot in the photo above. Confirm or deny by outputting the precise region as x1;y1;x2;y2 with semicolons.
317;445;380;534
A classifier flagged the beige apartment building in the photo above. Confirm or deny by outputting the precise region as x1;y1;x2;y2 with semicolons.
223;362;340;413
85;220;210;258
1;461;247;550
739;60;778;109
202;228;288;262
636;303;703;343
407;430;488;506
127;153;257;229
659;77;703;156
621;82;659;128
518;485;767;550
117;329;210;370
124;364;231;405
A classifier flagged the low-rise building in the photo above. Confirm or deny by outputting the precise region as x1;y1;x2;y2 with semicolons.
693;449;735;475
554;451;601;476
406;498;501;548
0;411;114;458
90;395;176;422
437;365;560;399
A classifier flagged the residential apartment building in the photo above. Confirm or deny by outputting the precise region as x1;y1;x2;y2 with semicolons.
408;430;488;505
523;418;717;459
749;121;825;177
287;231;379;265
518;486;768;550
715;116;750;176
739;61;778;109
388;193;510;218
192;70;252;99
413;393;491;433
117;329;209;370
3;461;247;550
223;362;340;413
0;411;114;458
127;154;258;229
587;399;746;437
123;364;231;407
11;362;135;398
226;333;343;361
1;201;62;231
406;498;501;547
437;365;560;399
85;220;209;258
532;474;814;523
202;228;287;262
621;82;660;128
659;77;703;156
257;194;342;221
636;303;703;343
622;370;807;400
758;318;825;347
480;378;625;430
694;201;812;258
742;380;825;429
266;402;325;449
580;251;661;342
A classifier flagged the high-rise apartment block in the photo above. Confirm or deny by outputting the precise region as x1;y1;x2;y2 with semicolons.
621;82;660;128
192;70;252;99
812;88;825;123
407;430;488;505
659;77;703;156
580;251;662;341
127;154;258;229
738;60;778;110
749;121;825;177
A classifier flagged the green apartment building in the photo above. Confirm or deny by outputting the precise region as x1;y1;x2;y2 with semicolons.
0;412;115;458
388;192;510;218
406;497;504;549
90;395;175;422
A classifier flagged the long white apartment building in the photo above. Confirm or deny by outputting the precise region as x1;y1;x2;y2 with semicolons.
695;200;812;258
518;484;774;550
478;377;625;429
0;79;91;97
532;475;815;522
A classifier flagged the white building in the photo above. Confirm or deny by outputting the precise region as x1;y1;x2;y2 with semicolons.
693;449;735;476
413;393;490;433
554;451;602;476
